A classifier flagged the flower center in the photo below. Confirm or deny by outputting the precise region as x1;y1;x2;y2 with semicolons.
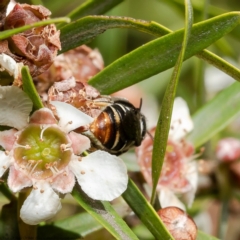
13;124;72;180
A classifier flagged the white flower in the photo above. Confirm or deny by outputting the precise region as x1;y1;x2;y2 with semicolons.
137;97;198;210
169;97;194;141
0;53;23;79
0;86;128;225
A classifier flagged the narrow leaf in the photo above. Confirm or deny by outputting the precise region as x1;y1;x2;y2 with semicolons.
72;186;139;240
187;82;240;148
88;12;240;94
196;50;240;81
58;0;124;29
21;67;44;110
122;180;173;239
38;212;101;239
60;15;240;83
0;17;70;40
150;0;193;203
59;15;171;54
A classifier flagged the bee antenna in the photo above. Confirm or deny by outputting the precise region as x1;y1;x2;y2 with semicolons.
147;130;154;141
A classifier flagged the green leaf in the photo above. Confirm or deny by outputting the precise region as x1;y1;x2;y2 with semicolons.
150;0;193;200
88;12;240;94
21;67;44;110
59;15;170;54
0;17;70;40
38;212;101;239
150;0;193;204
122;180;173;239
72;185;139;240
132;223;155;240
195;50;240;82
58;0;124;29
187;82;240;148
197;230;220;240
60;14;240;83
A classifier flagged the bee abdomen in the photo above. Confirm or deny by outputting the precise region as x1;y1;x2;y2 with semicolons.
90;111;113;145
90;106;124;150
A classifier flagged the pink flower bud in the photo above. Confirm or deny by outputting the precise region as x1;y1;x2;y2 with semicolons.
216;138;240;162
157;207;197;240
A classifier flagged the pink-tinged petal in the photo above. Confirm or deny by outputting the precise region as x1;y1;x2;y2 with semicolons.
51;168;75;194
170;97;193;140
159;188;186;211
68;131;90;155
0;129;17;151
51;101;93;132
69;151;128;201
8;166;32;192
30;108;57;125
216;138;240;162
20;181;61;225
0;86;32;129
183;162;198;207
0;151;11;177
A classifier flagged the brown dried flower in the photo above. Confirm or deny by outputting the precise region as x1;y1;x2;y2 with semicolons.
0;3;61;77
48;76;103;117
157;207;197;240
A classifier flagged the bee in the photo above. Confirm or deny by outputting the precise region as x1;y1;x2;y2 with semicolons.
82;97;147;155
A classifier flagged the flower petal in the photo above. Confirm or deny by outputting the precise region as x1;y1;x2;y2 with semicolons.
8;166;32;192
51;101;93;132
68;131;90;155
30;108;57;125
69;151;128;201
0;53;20;78
159;187;186;211
0;151;11;177
0;129;17;151
183;162;198;207
20;181;61;225
51;168;75;194
0;86;32;129
170;97;193;140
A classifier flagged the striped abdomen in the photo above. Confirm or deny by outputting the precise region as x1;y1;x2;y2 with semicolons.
90;104;126;151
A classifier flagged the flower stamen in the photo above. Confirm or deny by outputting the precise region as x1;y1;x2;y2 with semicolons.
15;143;31;149
60;143;72;152
26;160;34;169
30;160;42;176
40;125;50;141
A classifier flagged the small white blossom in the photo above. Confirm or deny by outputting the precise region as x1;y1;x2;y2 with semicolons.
0;86;128;225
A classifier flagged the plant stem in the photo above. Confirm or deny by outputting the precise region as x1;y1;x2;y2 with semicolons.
0;183;16;201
